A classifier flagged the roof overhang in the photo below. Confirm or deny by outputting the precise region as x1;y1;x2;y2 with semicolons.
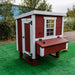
15;10;66;20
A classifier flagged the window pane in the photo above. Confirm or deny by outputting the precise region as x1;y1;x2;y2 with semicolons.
47;20;50;23
51;20;54;24
47;24;50;28
50;32;53;35
50;29;54;31
50;24;54;28
47;29;49;32
47;33;49;36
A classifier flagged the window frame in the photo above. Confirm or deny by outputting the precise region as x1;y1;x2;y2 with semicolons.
44;17;57;38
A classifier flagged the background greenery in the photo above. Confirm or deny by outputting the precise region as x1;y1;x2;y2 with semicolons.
0;0;75;41
64;5;75;32
0;0;52;40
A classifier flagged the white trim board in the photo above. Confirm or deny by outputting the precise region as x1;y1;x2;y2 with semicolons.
31;15;36;59
35;35;63;41
40;47;44;57
15;10;66;20
16;20;18;50
62;17;64;37
21;18;32;56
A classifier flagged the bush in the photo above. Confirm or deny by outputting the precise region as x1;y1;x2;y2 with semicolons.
64;18;75;32
0;21;15;40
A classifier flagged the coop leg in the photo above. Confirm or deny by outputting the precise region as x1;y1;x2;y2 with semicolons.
32;59;37;66
20;52;23;58
56;52;59;58
50;51;60;58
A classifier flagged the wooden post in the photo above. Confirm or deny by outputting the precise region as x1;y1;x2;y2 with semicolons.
32;59;37;66
56;52;59;58
20;52;23;58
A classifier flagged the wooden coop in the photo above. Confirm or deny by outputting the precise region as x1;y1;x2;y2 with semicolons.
15;10;68;66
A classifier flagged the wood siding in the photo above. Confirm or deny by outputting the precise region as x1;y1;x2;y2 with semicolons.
17;16;31;52
35;15;62;38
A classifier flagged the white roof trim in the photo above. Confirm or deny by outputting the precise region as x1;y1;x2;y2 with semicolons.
15;10;66;20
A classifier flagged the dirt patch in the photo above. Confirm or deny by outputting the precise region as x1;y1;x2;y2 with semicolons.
0;40;16;45
64;31;75;43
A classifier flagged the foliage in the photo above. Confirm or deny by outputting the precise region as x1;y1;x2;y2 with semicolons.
19;0;52;14
67;5;75;18
0;0;14;21
0;20;14;40
64;5;75;32
0;0;15;40
64;18;75;32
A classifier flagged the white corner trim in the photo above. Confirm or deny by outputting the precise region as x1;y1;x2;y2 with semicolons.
66;43;68;49
35;35;63;41
31;15;36;59
15;10;66;20
62;17;64;37
40;47;44;57
22;19;25;53
16;20;18;50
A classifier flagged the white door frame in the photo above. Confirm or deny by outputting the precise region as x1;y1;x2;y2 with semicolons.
21;18;32;56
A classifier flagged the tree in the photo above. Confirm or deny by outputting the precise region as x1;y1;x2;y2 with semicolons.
0;0;13;22
19;0;52;14
0;0;15;40
67;5;75;17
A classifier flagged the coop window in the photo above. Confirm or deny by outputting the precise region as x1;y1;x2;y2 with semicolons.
46;20;54;36
44;17;57;37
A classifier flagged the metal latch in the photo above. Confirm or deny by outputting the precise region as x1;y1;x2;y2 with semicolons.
29;21;32;25
22;36;24;38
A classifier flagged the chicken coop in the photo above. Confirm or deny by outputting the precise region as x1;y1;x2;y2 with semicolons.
15;10;68;66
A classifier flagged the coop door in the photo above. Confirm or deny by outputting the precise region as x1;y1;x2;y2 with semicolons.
22;19;32;56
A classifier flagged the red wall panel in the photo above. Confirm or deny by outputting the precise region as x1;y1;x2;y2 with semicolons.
36;43;66;56
17;19;22;52
35;15;44;38
25;24;30;53
44;43;66;55
56;17;62;35
35;15;62;38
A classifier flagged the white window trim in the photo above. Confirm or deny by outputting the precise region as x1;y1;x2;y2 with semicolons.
44;17;57;38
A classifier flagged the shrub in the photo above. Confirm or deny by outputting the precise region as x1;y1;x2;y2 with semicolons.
0;21;15;40
64;18;75;32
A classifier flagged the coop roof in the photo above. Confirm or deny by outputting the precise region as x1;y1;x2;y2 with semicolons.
15;10;66;20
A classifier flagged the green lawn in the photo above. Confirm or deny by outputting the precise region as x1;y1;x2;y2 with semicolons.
0;42;75;75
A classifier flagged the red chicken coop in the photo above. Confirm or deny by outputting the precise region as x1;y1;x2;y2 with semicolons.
15;10;68;66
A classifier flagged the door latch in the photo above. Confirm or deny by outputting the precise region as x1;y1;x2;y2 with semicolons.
22;36;24;38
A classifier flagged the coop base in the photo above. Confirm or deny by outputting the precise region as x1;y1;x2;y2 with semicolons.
20;52;37;66
19;51;60;66
50;51;59;58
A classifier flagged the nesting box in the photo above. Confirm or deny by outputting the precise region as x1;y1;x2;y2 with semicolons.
15;10;68;66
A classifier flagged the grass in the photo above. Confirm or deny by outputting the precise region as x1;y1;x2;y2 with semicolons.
0;42;75;75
